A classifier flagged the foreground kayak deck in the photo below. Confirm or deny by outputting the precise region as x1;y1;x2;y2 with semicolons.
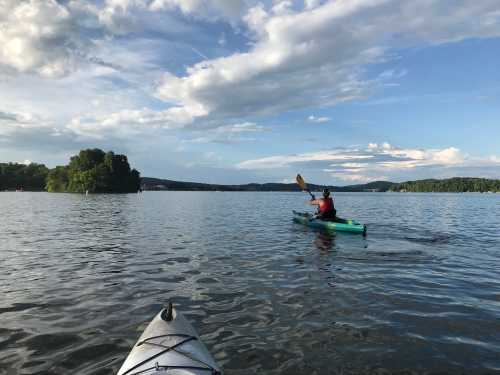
293;210;367;234
118;303;221;375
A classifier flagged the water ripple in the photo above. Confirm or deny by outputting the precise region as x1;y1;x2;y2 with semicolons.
0;192;499;374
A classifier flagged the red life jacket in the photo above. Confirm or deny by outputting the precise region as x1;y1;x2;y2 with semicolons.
318;197;334;214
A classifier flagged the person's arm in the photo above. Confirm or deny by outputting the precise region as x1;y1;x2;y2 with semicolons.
309;199;321;206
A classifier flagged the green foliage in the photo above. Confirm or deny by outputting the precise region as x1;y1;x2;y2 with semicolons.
0;163;49;191
390;178;500;193
46;148;141;193
46;166;69;192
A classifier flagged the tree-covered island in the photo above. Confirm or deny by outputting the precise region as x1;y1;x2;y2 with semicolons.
46;149;141;193
0;149;140;193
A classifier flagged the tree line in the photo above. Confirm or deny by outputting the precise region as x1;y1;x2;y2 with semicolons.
390;178;500;193
1;149;141;193
0;163;49;191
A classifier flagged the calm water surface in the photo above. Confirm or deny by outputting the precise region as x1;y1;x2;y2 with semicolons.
1;192;499;375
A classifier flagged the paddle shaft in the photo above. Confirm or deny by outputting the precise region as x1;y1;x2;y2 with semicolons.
296;174;315;200
305;188;315;200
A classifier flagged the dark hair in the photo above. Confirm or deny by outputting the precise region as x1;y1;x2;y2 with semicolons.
323;188;330;197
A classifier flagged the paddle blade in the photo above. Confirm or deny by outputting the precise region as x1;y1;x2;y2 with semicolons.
296;174;307;190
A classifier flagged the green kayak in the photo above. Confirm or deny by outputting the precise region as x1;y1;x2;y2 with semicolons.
293;210;366;234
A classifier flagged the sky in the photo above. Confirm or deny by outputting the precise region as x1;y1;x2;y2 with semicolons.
1;0;500;185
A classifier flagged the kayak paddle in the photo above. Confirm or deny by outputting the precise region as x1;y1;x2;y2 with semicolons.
296;174;315;200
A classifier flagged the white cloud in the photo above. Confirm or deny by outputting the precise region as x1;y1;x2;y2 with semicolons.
28;109;265;145
0;0;197;78
0;107;88;156
154;0;500;124
3;0;500;135
66;106;205;139
237;149;374;169
304;0;321;10
214;122;265;133
184;121;267;143
308;115;330;123
378;69;407;80
0;0;87;77
0;108;54;134
99;0;148;34
366;143;465;170
272;1;294;16
149;0;249;21
237;142;500;182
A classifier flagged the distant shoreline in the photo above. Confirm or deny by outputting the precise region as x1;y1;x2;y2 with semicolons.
2;159;499;193
141;177;500;193
140;177;394;193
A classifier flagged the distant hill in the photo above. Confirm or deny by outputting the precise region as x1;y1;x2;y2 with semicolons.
141;177;500;193
140;177;396;192
390;177;500;193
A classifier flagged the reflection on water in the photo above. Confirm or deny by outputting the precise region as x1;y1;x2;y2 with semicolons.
313;232;335;252
1;192;500;374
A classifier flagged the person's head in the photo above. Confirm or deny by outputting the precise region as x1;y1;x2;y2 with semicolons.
323;188;330;198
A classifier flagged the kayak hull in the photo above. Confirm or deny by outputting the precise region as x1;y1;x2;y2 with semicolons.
293;211;366;234
117;304;221;375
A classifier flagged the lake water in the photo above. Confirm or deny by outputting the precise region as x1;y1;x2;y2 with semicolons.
1;192;499;375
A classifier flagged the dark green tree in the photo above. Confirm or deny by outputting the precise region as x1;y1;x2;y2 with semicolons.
46;166;69;192
46;148;141;193
0;163;49;191
390;178;500;192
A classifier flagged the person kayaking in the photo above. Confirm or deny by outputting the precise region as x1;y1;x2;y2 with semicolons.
309;188;336;220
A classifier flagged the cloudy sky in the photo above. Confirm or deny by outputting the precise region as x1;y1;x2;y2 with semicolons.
1;0;500;184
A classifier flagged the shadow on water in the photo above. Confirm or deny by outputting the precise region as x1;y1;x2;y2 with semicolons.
307;231;344;289
313;231;336;253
